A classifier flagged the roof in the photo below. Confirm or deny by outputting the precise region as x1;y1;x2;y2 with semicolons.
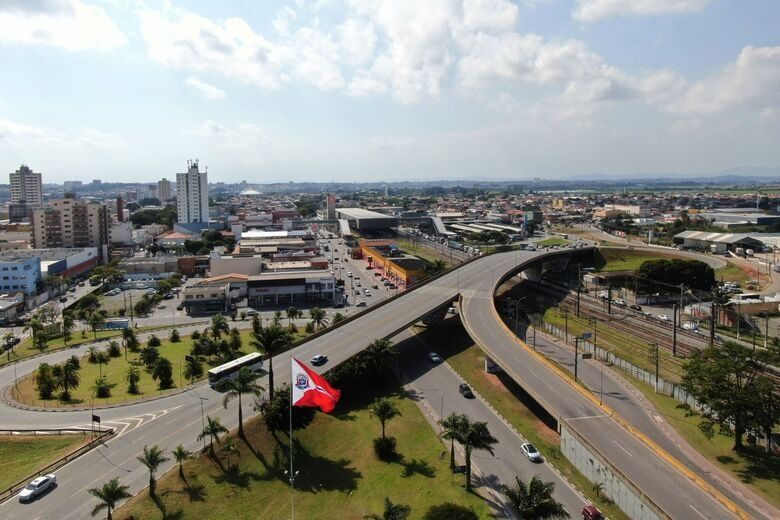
157;231;192;240
249;270;333;282
200;273;249;284
336;207;395;220
674;231;763;244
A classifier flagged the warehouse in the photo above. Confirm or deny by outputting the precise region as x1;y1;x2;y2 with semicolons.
673;231;765;252
335;208;398;230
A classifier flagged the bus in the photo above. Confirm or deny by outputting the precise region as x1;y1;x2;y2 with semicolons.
208;353;264;388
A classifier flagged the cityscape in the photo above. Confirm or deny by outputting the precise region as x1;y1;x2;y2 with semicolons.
0;2;779;520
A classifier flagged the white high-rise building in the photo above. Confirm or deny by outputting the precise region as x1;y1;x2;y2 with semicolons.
157;178;172;201
176;160;209;223
10;164;43;205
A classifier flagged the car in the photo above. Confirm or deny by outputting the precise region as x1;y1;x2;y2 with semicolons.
78;282;86;287
428;352;442;363
347;272;353;278
69;288;77;293
521;442;542;462
458;383;474;398
355;301;367;307
364;291;372;297
176;304;184;311
582;505;604;520
355;281;361;287
311;355;328;366
388;284;397;289
372;284;379;289
374;272;382;277
613;299;627;307
245;309;259;316
657;314;671;322
682;322;698;331
629;304;642;311
354;289;361;295
58;297;68;303
18;474;56;502
163;293;175;300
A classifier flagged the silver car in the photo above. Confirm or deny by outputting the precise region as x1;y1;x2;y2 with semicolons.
19;474;56;502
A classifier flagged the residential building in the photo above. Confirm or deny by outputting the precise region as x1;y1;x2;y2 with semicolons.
31;199;110;259
10;164;43;206
157;178;172;201
8;203;34;223
176;159;209;223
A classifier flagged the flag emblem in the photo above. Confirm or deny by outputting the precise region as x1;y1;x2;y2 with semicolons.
295;372;309;390
291;357;341;413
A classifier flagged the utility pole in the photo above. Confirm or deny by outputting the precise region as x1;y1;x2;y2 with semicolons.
650;343;659;392
562;308;569;344
574;337;579;382
709;303;715;348
764;312;769;350
607;286;612;315
672;303;677;357
576;264;581;318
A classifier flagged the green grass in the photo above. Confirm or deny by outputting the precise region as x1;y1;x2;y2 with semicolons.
537;237;570;247
715;262;754;285
594;248;678;272
415;320;629;520
116;382;493;520
632;380;780;509
0;434;91;492
396;238;455;267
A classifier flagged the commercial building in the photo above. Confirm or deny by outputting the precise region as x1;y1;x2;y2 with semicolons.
118;257;179;278
248;271;335;308
673;231;765;252
157;178;172;201
335;208;398;230
31;199;109;259
181;283;230;315
176;159;209;223
356;239;427;288
0;247;99;288
10;164;43;206
0;254;41;295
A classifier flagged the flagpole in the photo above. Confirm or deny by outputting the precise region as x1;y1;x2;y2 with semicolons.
289;354;295;520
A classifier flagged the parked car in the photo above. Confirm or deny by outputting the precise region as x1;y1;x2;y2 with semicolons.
458;383;474;398
629;304;642;311
18;474;56;502
245;309;259;316
59;297;68;303
428;352;442;363
310;355;328;366
582;505;604;520
521;442;542;463
657;314;671;322
613;299;627;307
355;301;367;307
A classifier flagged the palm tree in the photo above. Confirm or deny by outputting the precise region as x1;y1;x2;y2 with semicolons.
369;397;401;440
183;355;204;383
286;306;298;330
363;338;398;376
272;310;282;326
251;314;262;334
57;360;80;401
503;475;570;520
424;259;448;277
136;444;168;497
34;362;57;399
440;413;469;470
24;317;46;352
62;313;75;347
88;478;132;520
364;498;411;520
198;415;228;456
151;357;174;389
88;312;105;340
462;419;498;491
220;435;240;467
309;307;328;330
223;367;264;437
210;313;230;339
251;324;290;400
125;365;141;394
171;444;193;480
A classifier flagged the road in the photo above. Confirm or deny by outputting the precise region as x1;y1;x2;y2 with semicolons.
0;248;743;519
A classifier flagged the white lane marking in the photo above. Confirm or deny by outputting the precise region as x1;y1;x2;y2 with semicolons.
612;440;633;457
689;505;708;519
564;414;608;422
528;369;539;378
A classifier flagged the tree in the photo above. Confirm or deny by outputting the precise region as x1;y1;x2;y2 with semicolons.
57;359;81;401
107;340;121;357
210;313;230;339
62;313;75;347
258;384;315;433
365;498;411;520
88;312;105;340
91;376;113;399
151;357;174;389
251;314;262;334
503;475;570;520
286;306;299;330
636;259;715;293
223;367;264;438
251;324;291;400
147;334;161;347
122;327;139;356
125;365;141;394
24;317;47;353
441;413;469;470
198;416;228;456
272;310;282;326
183;356;204;383
424;259;447;277
140;346;160;368
680;341;778;450
170;328;181;343
750;377;780;453
34;363;57;399
88;478;132;520
172;444;193;479
423;503;479;520
309;307;328;330
369;397;401;440
136;444;168;497
332;312;346;324
220;435;240;467
461;419;498;491
229;327;242;352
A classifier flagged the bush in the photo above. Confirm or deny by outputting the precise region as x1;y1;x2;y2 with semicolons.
107;342;121;357
191;331;201;340
373;436;398;461
170;329;180;343
148;334;161;347
423;503;479;520
305;321;315;334
66;355;80;370
92;376;113;398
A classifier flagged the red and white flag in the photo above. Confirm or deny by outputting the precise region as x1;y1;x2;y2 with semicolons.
291;357;341;413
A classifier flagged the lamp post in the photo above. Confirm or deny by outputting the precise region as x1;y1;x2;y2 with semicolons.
600;349;615;406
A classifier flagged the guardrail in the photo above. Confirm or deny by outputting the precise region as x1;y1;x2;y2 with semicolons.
0;427;115;503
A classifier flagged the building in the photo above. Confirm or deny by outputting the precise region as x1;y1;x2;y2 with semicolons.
326;194;336;219
673;231;765;252
0;247;99;282
118;257;179;279
356;239;427;288
63;180;82;191
8;203;34;223
10;164;43;206
335;208;398;230
157;178;172;201
181;283;230;315
31;199;110;259
176;159;209;223
0;253;41;295
248;271;335;308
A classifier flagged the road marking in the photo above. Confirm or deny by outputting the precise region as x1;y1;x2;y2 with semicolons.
612;439;633;457
689;505;708;519
564;414;608;422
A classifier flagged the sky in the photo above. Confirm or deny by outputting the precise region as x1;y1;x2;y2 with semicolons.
0;0;779;184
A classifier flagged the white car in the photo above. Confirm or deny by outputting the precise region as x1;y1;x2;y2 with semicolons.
245;309;259;316
521;443;542;462
428;352;442;363
19;474;56;502
347;272;353;277
682;322;698;331
657;314;671;322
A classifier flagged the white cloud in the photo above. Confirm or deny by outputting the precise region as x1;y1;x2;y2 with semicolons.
670;46;780;115
573;0;710;22
186;120;274;149
0;0;126;51
0;117;121;147
183;77;226;99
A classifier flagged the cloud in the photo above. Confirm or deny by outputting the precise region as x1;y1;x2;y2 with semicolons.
0;0;126;51
183;77;226;99
186;120;274;149
0;117;122;147
573;0;710;22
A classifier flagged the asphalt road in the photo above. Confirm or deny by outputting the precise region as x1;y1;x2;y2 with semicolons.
0;248;743;519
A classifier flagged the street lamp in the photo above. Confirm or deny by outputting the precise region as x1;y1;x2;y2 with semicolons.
600;349;614;406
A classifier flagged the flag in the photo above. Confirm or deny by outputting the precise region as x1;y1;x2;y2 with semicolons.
291;357;341;413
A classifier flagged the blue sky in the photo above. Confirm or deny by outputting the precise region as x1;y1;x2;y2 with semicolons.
0;0;778;183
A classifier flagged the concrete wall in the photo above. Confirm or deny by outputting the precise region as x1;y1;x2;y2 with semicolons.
560;423;668;520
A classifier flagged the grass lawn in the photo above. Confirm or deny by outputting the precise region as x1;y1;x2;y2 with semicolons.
0;434;91;492
594;248;678;272
116;383;493;520
396;238;455;267
537;237;570;247
12;329;309;407
415;319;629;520
633;380;780;509
715;262;754;285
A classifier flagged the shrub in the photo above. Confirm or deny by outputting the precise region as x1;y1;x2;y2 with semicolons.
107;341;121;357
305;321;315;334
87;346;99;363
92;376;113;398
423;503;479;520
170;329;180;343
66;355;81;370
148;334;161;347
373;436;398;461
191;331;201;340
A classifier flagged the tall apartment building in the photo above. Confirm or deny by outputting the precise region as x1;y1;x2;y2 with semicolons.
31;198;110;260
158;178;172;201
10;164;43;205
176;160;209;223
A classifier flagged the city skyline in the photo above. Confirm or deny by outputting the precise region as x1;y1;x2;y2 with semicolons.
0;1;779;183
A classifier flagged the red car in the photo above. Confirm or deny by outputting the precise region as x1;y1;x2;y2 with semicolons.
582;505;603;520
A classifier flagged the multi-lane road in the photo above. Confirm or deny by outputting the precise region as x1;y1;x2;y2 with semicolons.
0;247;747;519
